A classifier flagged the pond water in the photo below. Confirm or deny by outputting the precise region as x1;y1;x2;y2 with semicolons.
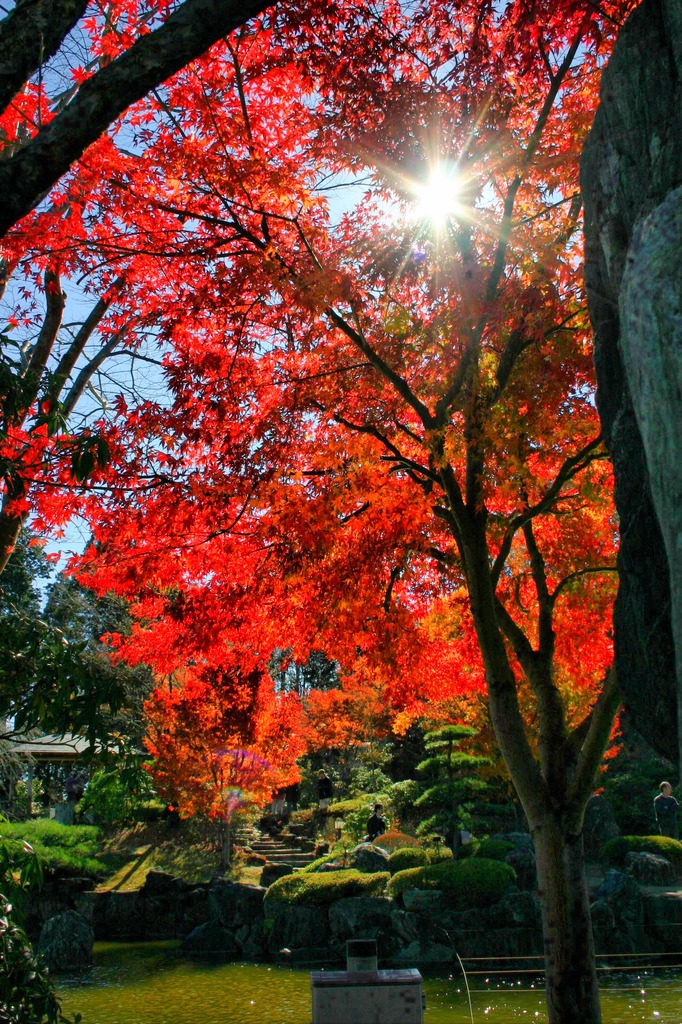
58;943;682;1024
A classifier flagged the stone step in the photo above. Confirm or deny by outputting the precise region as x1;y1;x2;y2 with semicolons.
249;840;303;853
262;853;315;866
243;829;318;867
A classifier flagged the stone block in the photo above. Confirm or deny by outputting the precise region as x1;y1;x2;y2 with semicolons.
328;896;393;942
625;852;678;886
39;910;94;971
182;918;239;955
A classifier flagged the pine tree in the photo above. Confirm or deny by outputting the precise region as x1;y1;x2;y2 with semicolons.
415;724;489;854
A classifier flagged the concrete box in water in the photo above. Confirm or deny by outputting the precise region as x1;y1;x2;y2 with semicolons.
310;968;424;1023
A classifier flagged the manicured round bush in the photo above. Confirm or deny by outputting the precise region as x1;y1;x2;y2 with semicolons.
476;838;514;862
265;868;389;907
373;830;420;853
602;835;682;869
387;857;516;909
388;845;453;875
388;847;428;874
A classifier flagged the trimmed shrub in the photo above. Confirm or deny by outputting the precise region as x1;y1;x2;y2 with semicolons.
300;853;342;874
0;820;103;876
602;835;682;869
265;869;389;907
476;838;514;862
387;857;516;909
373;830;420;853
388;846;453;874
389;847;428;874
327;798;369;816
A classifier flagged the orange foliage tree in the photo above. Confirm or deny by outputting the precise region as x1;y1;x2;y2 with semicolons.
2;3;637;1021
145;666;304;864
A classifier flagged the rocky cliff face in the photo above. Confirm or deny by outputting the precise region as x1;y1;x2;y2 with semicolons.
581;0;682;765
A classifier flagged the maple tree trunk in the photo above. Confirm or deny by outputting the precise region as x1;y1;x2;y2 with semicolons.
462;520;610;1024
219;819;232;871
534;819;601;1024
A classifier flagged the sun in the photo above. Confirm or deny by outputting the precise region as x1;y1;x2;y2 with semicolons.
411;164;463;228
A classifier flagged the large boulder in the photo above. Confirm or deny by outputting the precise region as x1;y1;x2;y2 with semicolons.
591;869;646;953
486;890;542;931
625;852;678;886
212;880;265;953
208;880;265;928
581;0;681;763
394;940;453;965
141;870;183;896
348;844;391;874
643;890;682;952
265;903;330;955
104;891;145;940
401;889;443;915
38;910;94;971
328;896;393;943
390;908;421;946
177;886;212;935
182;918;239;955
139;871;185;939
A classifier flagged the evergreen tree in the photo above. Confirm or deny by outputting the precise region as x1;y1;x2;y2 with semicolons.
45;575;154;749
415;725;489;853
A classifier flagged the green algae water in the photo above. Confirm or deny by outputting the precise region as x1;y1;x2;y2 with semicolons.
58;943;682;1024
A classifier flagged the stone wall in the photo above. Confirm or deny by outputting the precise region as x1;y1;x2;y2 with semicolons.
46;867;682;966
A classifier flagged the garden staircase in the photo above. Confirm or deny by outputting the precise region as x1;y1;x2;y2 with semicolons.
244;830;317;870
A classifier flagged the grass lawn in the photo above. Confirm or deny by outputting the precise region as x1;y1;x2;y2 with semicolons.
2;816;265;891
96;819;224;890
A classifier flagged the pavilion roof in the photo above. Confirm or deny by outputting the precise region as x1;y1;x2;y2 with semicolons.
7;733;100;762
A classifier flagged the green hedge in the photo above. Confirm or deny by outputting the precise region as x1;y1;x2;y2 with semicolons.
387;857;516;909
0;820;103;877
602;835;682;869
265;869;389;907
476;838;514;862
389;847;429;874
326;798;369;816
388;846;453;875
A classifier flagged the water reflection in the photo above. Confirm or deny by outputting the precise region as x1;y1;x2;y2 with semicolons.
58;943;682;1024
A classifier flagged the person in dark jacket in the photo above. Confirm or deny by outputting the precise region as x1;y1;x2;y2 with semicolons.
654;781;680;838
317;770;333;809
366;803;387;843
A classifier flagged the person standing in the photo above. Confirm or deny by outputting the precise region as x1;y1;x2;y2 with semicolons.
366;803;387;843
317;769;333;809
654;781;680;839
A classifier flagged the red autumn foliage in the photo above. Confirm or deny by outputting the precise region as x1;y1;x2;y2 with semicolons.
145;666;305;820
1;5;638;1019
